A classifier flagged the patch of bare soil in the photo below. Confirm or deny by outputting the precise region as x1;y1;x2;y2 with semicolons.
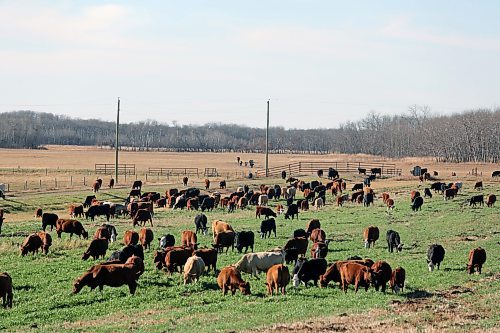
252;274;500;333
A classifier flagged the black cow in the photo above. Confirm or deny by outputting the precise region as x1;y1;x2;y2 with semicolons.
371;168;382;176
430;182;443;192
219;180;226;189
234;231;254;253
427;244;445;271
292;229;307;238
363;193;374;207
284;204;299;220
328;168;339;179
159;234;175;249
85;204;110;222
293;258;327;287
352;183;363;191
386;230;403;253
274;185;282;199
358;168;366;175
83;195;96;208
260;218;276;239
424;188;433;198
42;213;59;231
108;244;144;262
194;214;208;235
281;170;287;179
411;196;424;211
173;197;187;210
469;195;484;207
492;171;500;177
184;188;200;198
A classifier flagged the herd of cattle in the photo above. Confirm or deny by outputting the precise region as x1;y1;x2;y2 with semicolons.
0;170;496;308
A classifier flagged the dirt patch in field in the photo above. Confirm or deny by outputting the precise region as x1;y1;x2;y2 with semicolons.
253;274;500;333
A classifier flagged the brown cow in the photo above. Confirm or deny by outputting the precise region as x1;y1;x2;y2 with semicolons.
386;198;395;210
381;192;390;204
165;247;194;273
310;228;326;243
351;190;363;202
204;178;210;190
217;266;251;295
82;238;108;260
212;220;234;241
123;230;139;246
410;190;420;202
390;267;406;293
35;208;43;218
181;230;198;250
276;204;284;215
320;259;374;288
237;197;248;209
139;228;154;250
133;209;152;227
182;177;188;186
109;178;115;189
306;219;321;236
69;204;84;218
0;272;13;308
340;262;373;293
363;226;379;248
310;241;328;259
20;234;43;256
94;227;111;242
467;247;486;274
474;181;483;190
486;194;496;207
300;200;309;211
266;264;290;295
444;188;456;200
255;206;277;219
371;260;392;292
72;262;139;295
92;180;101;193
194;248;218;272
56;219;88;239
36;231;52;255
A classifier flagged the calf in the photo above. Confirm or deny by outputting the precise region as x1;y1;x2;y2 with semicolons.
123;230;139;246
20;233;43;256
56;219;88;239
284;204;299;220
467;247;486;274
386;198;395;210
260;218;276;239
235;231;255;253
217;266;251;295
386;230;403;253
213;231;236;254
158;234;175;249
266;264;290;295
339;262;372;293
411;196;424;211
194;248;218;272
73;262;139;295
293;258;327;287
183;255;205;284
469;195;484;207
37;231;52;254
41;213;59;231
0;272;13;308
427;244;445;271
35;208;43;218
82;238;108;260
390;267;406;293
370;261;392;292
255;206;276;219
181;230;198;250
351;191;363;203
139;228;154;250
487;194;496;207
363;226;379;248
182;177;188;186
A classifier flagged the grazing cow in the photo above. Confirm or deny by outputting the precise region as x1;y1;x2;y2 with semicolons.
444;188;456;200
73;262;139;295
139;228;154;250
165;247;195;274
194;248;217;272
292;229;307;239
129;189;141;198
212;220;234;239
363;193;374;207
235;250;284;278
313;197;324;209
123;230;139;246
370;261;392;292
156;197;167;208
427;244;445;271
358;167;366;175
109;244;144;263
363;226;379;248
41;213;59;231
237;197;248;210
310;228;326;243
410;190;421;202
94;226;111;242
351;191;364;203
469;195;484;207
306;219;321;236
56;219;88;239
133;209;152;227
213;231;236;254
199;197;214;212
283;237;308;264
276;204;284;215
183;255;205;284
339;263;372;293
258;194;269;207
0;272;13;308
492;171;500;177
69;204;84;218
310;241;328;259
260;218;276;239
467;247;486;274
194;214;208;235
386;198;395;210
352;183;363;191
132;180;142;190
100;224;117;242
474;181;483;190
35;208;43;218
187;198;199;211
386;230;403;253
319;259;374;289
85;204;111;222
217;266;251;295
411;196;424;211
20;233;43;256
381;193;390;203
430;182;443;192
255;206;277;219
36;231;52;255
266;264;290;295
83;195;96;208
158;234;175;249
204;178;210;190
284;204;299;220
235;231;255;253
424;188;432;198
486;194;496;207
390;267;406;293
293;258;327;287
181;230;198;250
82;238;108;260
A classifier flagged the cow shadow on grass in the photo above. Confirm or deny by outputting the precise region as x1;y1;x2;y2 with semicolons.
14;284;35;291
443;267;465;272
403;288;433;299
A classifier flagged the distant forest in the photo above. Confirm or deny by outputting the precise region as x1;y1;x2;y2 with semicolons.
0;107;498;162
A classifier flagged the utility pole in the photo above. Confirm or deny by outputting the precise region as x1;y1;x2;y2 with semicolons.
265;99;270;177
115;97;120;184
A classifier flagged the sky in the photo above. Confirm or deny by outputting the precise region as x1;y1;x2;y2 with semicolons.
1;0;499;129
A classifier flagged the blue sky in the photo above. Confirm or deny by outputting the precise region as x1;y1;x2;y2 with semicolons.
1;1;499;128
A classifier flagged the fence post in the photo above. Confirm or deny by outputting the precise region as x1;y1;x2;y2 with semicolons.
145;174;148;182
55;178;57;188
70;176;73;186
84;176;86;186
39;179;42;189
7;184;9;192
25;181;27;190
46;168;48;176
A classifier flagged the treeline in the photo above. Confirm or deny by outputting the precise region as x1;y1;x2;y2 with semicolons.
0;107;498;162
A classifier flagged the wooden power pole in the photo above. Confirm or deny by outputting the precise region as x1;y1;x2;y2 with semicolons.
115;97;120;184
265;99;270;177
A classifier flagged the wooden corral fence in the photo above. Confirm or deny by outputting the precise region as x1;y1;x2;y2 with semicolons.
95;164;135;175
204;168;219;177
147;167;199;177
255;161;402;178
